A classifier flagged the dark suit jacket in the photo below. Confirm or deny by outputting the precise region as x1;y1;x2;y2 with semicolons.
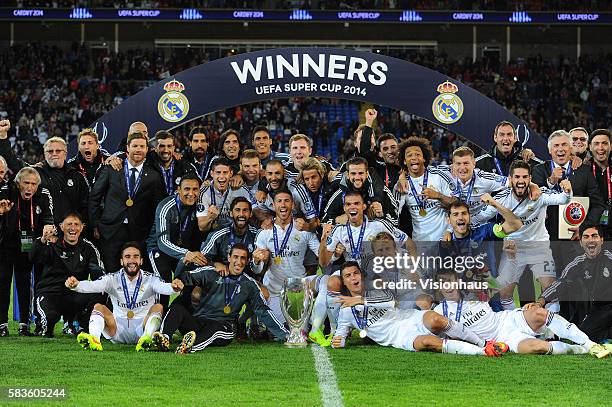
532;160;605;240
88;162;166;241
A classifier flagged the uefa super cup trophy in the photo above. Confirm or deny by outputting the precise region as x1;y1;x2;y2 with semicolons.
280;277;315;348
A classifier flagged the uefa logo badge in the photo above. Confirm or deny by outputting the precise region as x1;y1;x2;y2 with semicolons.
432;81;464;124
563;202;587;226
158;79;190;123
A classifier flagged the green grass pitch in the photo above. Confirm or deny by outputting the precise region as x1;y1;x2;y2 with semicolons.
1;319;610;407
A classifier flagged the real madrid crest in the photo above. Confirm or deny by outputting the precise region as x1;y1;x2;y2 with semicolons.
432;81;464;124
158;79;190;123
604;267;610;278
67;179;74;187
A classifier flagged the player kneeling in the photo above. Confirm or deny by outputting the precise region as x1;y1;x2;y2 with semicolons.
65;242;184;351
433;270;610;358
331;262;507;356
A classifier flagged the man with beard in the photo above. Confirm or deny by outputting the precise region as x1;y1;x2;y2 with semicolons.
320;191;410;268
182;126;212;181
154;243;287;354
395;137;457;242
67;242;184;351
331;262;508;356
322;157;397;225
89;132;166;272
251;126;290;168
570;127;591;160
67;128;109;188
433;270;609;357
206;129;242;179
532;130;604;246
298;158;332;229
196;159;251;232
588;129;612;239
148;174;205;309
284;134;336;180
539;224;612;343
151;130;196;196
201;197;257;274
472;161;572;311
442;200;522;287
475;121;539;176
0;120;89;228
254;159;318;231
32;212;105;338
0;167;54;337
252;190;320;324
355;109;401;189
239;149;262;205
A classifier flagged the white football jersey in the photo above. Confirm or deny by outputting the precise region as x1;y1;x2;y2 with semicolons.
253;220;320;295
437;167;507;216
71;270;175;320
433;299;505;341
335;300;425;349
326;218;408;262
472;187;571;241
395;168;455;242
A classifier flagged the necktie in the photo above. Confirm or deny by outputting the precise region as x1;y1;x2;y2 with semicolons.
130;168;137;196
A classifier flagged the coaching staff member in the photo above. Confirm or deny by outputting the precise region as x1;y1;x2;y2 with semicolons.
89;132;165;272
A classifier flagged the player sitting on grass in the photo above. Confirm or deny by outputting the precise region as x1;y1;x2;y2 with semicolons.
432;270;610;358
331;262;508;356
65;241;184;351
155;243;288;354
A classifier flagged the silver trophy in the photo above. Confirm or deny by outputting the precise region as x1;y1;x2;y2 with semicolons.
280;277;315;348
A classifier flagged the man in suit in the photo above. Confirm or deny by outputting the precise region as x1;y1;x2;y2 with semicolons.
89;132;166;272
532;129;605;271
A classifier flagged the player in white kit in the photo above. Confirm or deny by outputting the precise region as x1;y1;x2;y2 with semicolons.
66;242;184;351
252;188;320;324
432;270;610;358
472;160;572;310
331;262;508;356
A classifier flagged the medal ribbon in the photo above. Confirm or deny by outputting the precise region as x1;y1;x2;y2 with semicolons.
124;161;144;200
174;194;193;240
272;221;293;261
160;160;175;195
229;227;247;247
456;174;476;204
451;233;473;258
407;169;428;212
224;275;243;307
442;299;463;323
351;305;369;330
347;219;367;259
549;161;572;191
493;157;505;176
120;272;142;311
210;186;230;210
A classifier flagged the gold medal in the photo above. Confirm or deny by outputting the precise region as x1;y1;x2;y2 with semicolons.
465;269;473;279
127;310;134;319
419;208;427;216
126;198;134;207
223;305;231;314
274;257;282;265
359;329;367;338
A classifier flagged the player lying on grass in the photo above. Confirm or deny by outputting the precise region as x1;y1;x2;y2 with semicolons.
154;242;288;354
432;270;610;358
65;241;184;351
330;262;508;356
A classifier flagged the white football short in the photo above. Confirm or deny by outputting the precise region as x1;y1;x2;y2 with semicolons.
496;249;556;287
494;309;538;353
103;316;144;344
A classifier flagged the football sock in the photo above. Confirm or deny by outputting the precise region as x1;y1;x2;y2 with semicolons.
500;298;516;311
442;319;485;347
326;290;341;333
546;312;593;348
442;339;484;355
548;341;587;355
89;310;105;341
309;275;329;334
144;312;162;337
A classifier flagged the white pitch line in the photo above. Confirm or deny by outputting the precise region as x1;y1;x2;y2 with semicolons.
311;345;344;407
